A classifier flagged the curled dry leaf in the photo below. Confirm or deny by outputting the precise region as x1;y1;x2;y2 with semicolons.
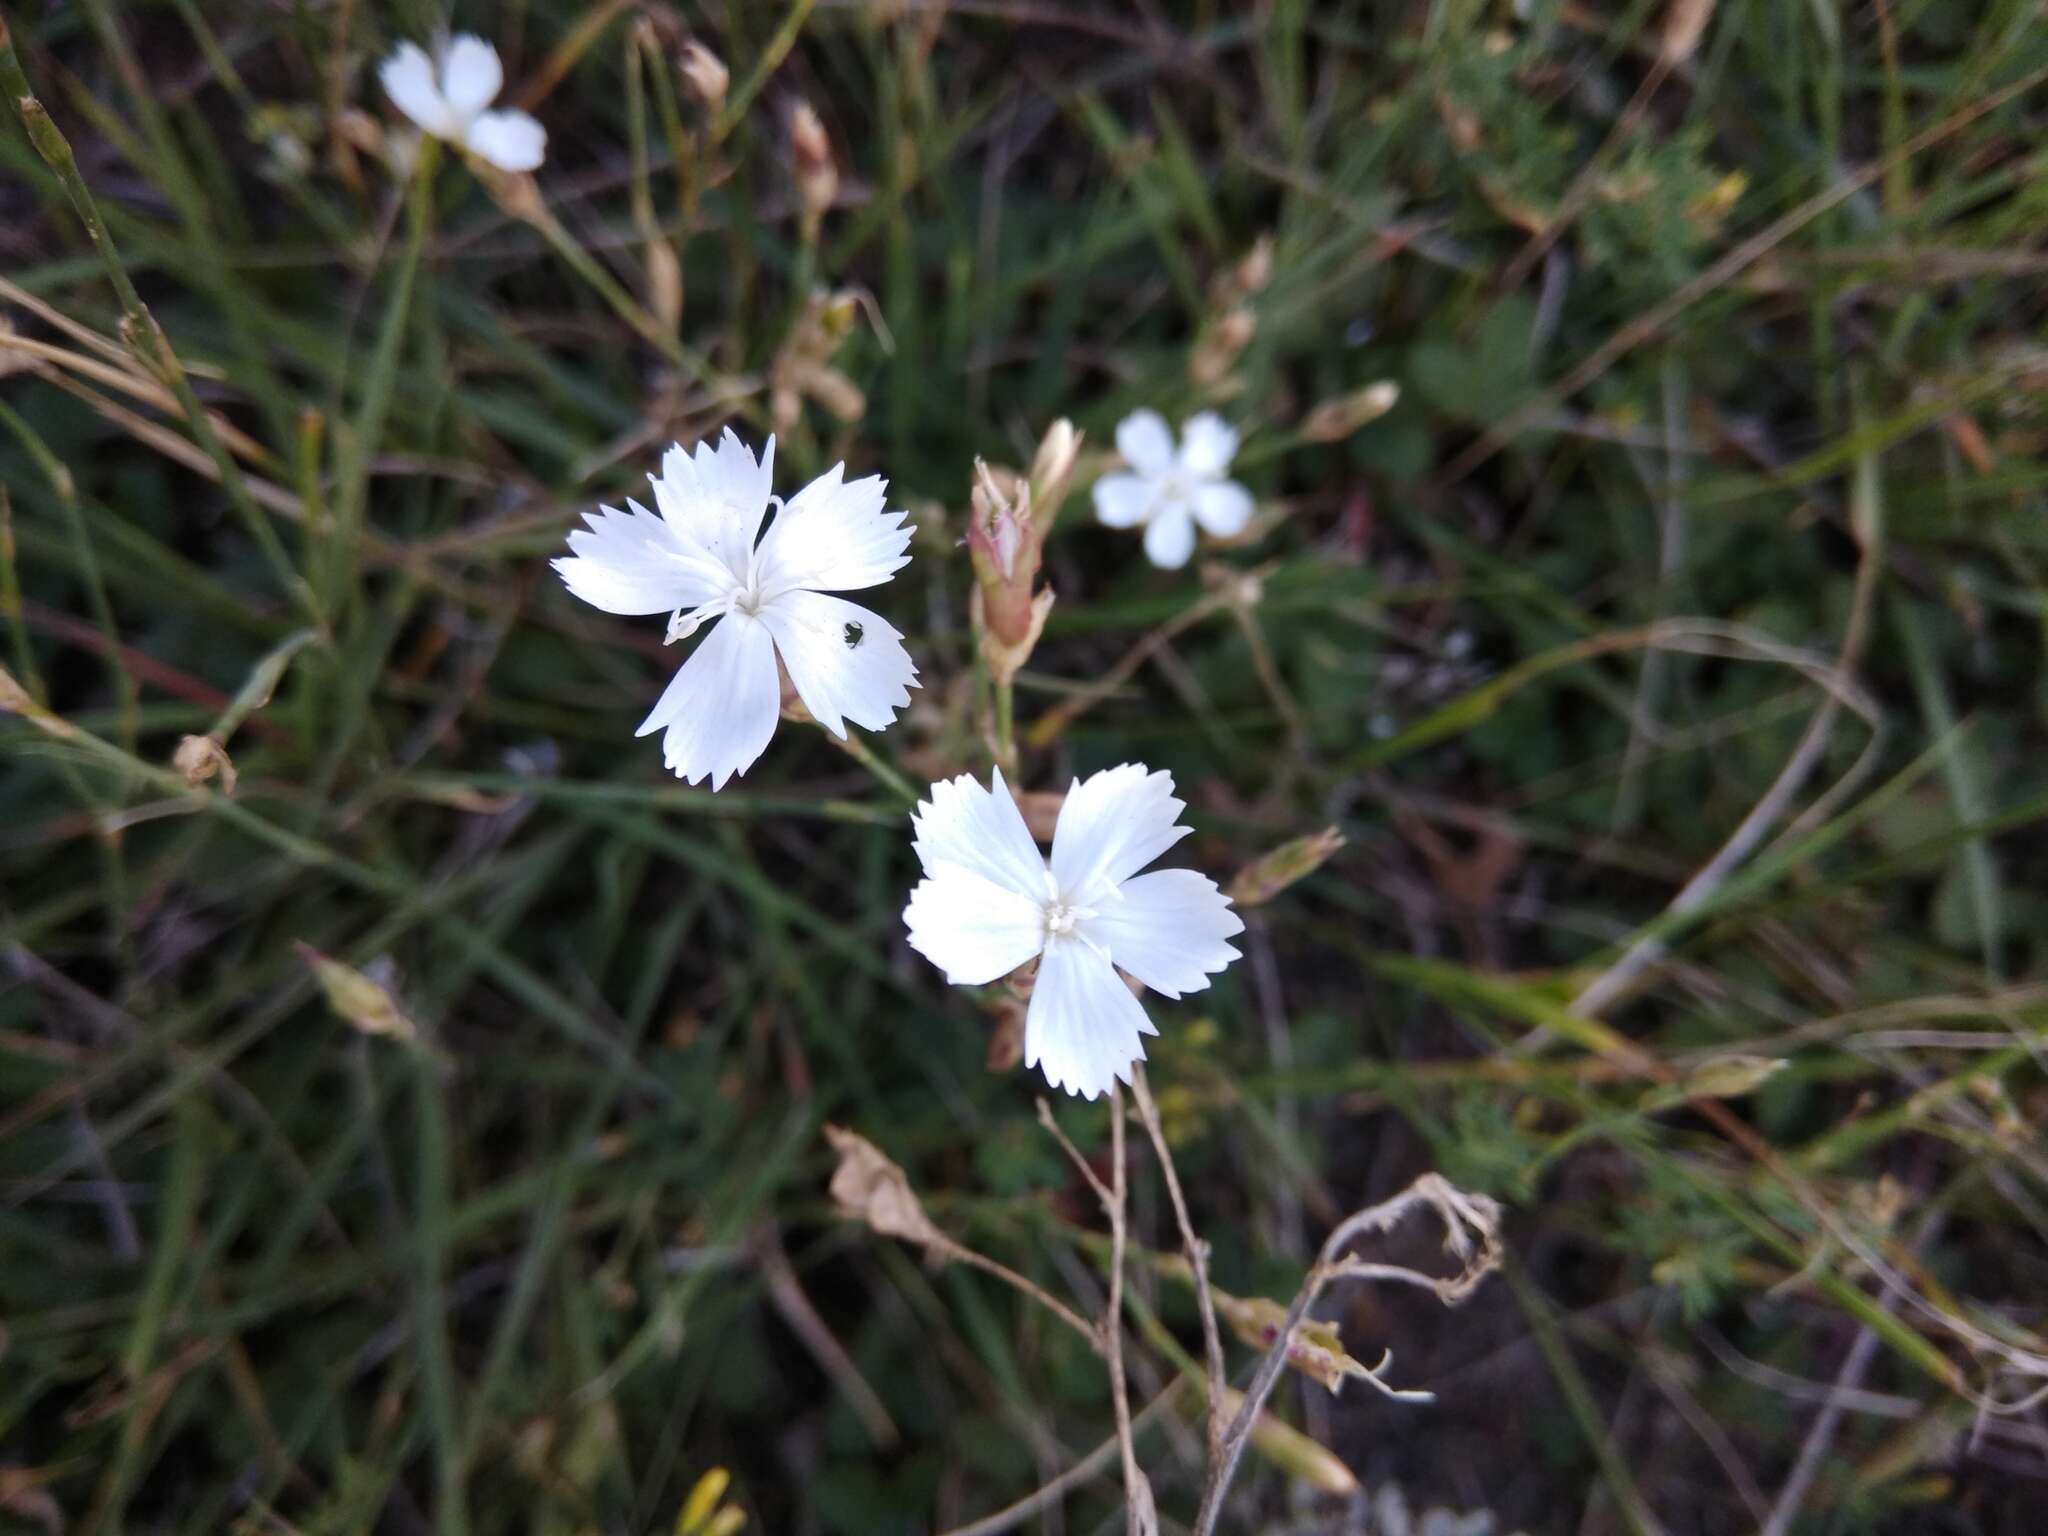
824;1125;951;1256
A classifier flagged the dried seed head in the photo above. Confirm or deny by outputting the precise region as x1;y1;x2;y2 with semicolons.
679;41;730;114
1299;380;1401;443
173;733;238;795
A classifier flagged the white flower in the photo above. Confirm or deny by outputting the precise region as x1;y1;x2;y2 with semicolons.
1092;409;1255;570
379;35;546;172
554;430;919;788
904;764;1244;1099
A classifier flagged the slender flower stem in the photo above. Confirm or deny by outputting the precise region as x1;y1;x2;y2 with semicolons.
992;674;1017;778
1104;1084;1145;1534
827;725;920;807
514;193;755;424
0;20;324;631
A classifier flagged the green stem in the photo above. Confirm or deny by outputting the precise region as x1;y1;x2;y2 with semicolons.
0;396;138;753
993;674;1017;777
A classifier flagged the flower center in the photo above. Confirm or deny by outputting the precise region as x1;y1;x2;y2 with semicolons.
1159;469;1195;505
1039;871;1098;943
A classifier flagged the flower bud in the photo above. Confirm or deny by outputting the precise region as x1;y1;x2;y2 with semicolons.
1027;418;1081;527
1299;380;1400;443
1229;826;1344;907
968;460;1028;583
678;1469;733;1535
298;944;417;1041
788;100;838;239
679;41;729;115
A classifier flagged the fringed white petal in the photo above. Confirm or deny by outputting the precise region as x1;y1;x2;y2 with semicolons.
903;865;1045;986
438;35;504;121
551;499;728;615
1178;411;1240;478
910;768;1049;901
754;464;913;597
634;613;780;789
1191;479;1254;537
1048;764;1190;904
1084;869;1243;999
1092;472;1156;529
757;590;917;739
1115;409;1177;475
1026;939;1156;1100
464;110;546;172
650;430;776;586
379;43;456;138
1142;503;1198;569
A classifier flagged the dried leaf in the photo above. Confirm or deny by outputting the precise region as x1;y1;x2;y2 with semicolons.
825;1125;951;1256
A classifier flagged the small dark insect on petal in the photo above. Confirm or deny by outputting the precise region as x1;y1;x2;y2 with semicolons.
843;622;865;649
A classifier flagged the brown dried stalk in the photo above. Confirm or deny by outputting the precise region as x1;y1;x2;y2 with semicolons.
1190;1174;1505;1536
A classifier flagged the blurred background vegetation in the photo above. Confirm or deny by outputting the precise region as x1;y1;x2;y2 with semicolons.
4;0;2048;1531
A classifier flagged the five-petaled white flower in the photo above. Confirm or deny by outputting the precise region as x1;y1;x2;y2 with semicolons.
554;431;919;789
904;764;1243;1099
379;35;546;173
1092;409;1254;570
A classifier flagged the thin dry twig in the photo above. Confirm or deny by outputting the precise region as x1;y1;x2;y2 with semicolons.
936;1382;1185;1536
1103;1085;1154;1534
1036;1095;1154;1532
1191;1174;1505;1536
1129;1064;1227;1462
825;1123;1099;1348
755;1224;900;1449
